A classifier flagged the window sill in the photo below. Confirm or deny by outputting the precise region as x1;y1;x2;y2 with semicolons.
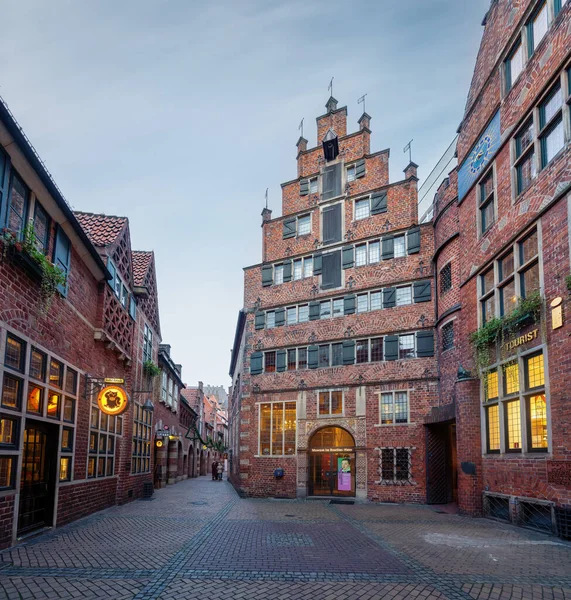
317;413;345;419
483;452;550;459
255;454;297;458
374;423;413;427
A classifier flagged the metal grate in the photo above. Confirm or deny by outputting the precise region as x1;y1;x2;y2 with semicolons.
440;263;452;294
441;321;454;352
555;507;571;540
483;494;510;522
516;500;554;534
379;448;413;485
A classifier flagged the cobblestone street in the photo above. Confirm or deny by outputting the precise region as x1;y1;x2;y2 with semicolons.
0;477;570;599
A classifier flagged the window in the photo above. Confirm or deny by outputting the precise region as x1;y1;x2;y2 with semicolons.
33;201;50;254
167;378;173;406
368;241;380;264
297;214;311;236
318;345;330;368
303;257;313;278
441;321;454;351
274;264;284;285
440;263;452;294
505;40;524;91
370;291;382;311
1;374;22;410
354;198;369;220
266;311;276;329
30;348;46;381
380;448;411;483
399;334;415;359
298;305;309;323
264;351;276;373
287;306;297;325
293;259;303;280
483;351;547;454
371;338;383;362
396;286;412;306
357;294;368;313
143;324;153;363
0;457;15;490
318;390;343;416
259;401;296;456
132;403;152;474
161;371;167;402
27;385;43;414
320;300;331;319
129;296;137;320
89;403;122;478
393;235;406;258
309;177;318;194
331;343;343;367
5;335;25;372
346;164;356;182
287;349;297;371
0;417;18;447
355;244;367;267
519;230;539;298
539;85;564;168
298;348;307;370
356;340;369;364
333;298;344;317
527;2;548;56
479;170;495;234
7;172;29;238
514;119;536;195
379;391;409;425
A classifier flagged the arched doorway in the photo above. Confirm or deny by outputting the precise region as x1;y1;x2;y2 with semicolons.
199;450;206;476
308;427;356;497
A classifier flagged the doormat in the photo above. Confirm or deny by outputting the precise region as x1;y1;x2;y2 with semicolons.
329;500;355;505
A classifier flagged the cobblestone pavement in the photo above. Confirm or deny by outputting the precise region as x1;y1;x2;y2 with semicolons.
0;478;570;599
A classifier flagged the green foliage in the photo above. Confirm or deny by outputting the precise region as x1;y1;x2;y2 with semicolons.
184;423;227;452
143;360;161;377
566;275;571;293
470;292;542;375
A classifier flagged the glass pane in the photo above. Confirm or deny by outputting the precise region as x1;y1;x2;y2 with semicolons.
99;434;107;453
63;397;75;422
481;199;495;233
266;311;275;329
331;391;343;414
287;349;297;371
59;457;71;482
331;343;343;367
504;362;520;395
309;178;318;194
516;120;534;157
318;345;329;368
506;400;522;450
370;291;382;310
91;407;99;429
395;392;408;423
0;418;16;445
395;449;410;481
381;393;393;424
487;405;500;451
271;403;283;455
320;301;331;319
297;215;311;236
293;259;302;280
532;3;548;51
520;230;538;263
303;257;313;278
30;349;46;381
541;86;562;127
355;199;369;220
100;412;108;431
27;385;43;414
1;374;21;409
499;252;514;280
370;338;383;362
264;352;276;373
284;402;296;455
521;262;540;297
381;449;394;480
481;268;495;295
394;236;406;258
106;458;114;476
347;166;356;183
89;432;97;452
98;457;105;477
500;279;517;316
298;305;309;323
399;335;415;359
396;286;412;306
88;457;96;478
65;368;78;395
356;340;369;364
526;353;544;389
528;394;548;449
543;118;564;165
486;370;499;401
274;265;284;284
510;43;523;85
47;392;60;419
482;294;496;323
49;360;63;388
0;457;13;488
357;294;368;313
368;241;380;263
355;245;367;266
287;307;297;325
298;348;307;370
5;336;24;372
517;151;536;193
480;172;494;201
319;392;329;415
259;404;271;455
8;175;28;235
333;299;344;317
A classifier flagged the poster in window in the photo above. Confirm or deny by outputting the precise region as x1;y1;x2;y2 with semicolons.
337;456;352;491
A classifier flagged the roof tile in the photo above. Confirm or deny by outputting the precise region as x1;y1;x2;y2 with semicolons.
74;212;127;247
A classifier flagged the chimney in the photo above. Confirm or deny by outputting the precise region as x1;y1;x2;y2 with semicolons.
316;98;347;144
358;112;371;131
198;381;203;391
404;162;419;180
261;208;272;224
325;96;338;113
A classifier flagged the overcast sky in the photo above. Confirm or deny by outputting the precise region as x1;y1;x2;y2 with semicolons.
1;0;489;388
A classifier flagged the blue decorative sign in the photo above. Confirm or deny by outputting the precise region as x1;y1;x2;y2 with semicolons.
458;110;501;201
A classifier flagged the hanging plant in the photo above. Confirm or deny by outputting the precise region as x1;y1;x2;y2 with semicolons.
184;423;227;452
143;360;161;377
566;275;571;294
470;292;543;376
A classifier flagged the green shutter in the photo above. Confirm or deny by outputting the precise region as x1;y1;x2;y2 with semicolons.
275;308;285;326
416;331;434;357
309;301;320;321
383;287;396;308
255;312;265;330
342;246;354;269
276;350;287;372
371;191;387;215
307;345;319;369
53;227;71;296
300;179;309;196
283;218;297;239
344;295;356;315
407;226;420;254
250;352;263;375
413;280;432;303
342;340;355;365
313;253;323;275
381;236;394;260
321;250;341;290
283;260;292;282
355;158;365;179
385;336;399;361
262;265;273;287
322;204;342;245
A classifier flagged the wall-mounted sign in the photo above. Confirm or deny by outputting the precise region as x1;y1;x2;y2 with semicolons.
501;328;538;353
156;440;163;448
310;447;354;453
104;377;125;384
458;110;501;201
551;297;563;329
97;385;129;416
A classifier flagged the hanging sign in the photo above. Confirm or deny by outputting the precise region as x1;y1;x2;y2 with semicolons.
97;385;129;416
104;377;125;384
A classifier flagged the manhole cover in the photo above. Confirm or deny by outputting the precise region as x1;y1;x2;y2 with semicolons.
190;501;207;506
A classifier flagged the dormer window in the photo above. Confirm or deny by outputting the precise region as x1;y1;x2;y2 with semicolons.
322;128;339;162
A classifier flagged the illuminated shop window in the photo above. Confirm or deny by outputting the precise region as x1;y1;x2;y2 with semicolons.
258;401;296;456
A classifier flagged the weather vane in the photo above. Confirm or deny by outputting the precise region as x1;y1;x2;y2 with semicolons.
357;93;367;114
328;77;334;97
404;139;413;163
298;118;304;139
265;188;268;209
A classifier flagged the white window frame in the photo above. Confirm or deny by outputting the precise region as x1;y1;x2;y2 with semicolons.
395;285;412;307
297;214;311;236
354;197;370;220
376;390;410;426
309;176;318;194
393;235;406;258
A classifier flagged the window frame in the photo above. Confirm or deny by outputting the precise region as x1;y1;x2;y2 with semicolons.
378;447;412;484
478;166;496;236
317;389;344;417
377;390;410;426
258;400;297;457
131;403;152;475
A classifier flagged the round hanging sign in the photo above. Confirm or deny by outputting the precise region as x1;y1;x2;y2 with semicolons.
97;385;129;416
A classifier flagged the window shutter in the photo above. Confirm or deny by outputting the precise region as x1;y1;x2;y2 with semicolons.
322;203;342;244
283;218;297;239
413;280;432;303
313;253;323;275
371;191;388;215
275;308;285;327
416;331;435;357
300;179;309;196
355;158;365;179
344;294;356;315
308;345;319;369
309;301;320;321
276;350;287;372
53;227;71;296
250;352;263;375
342;340;355;365
0;151;11;228
385;336;399;361
283;260;292;282
407;226;421;254
342;246;354;269
322;163;342;201
262;265;273;287
382;236;394;260
321;250;341;290
383;287;396;308
255;312;265;330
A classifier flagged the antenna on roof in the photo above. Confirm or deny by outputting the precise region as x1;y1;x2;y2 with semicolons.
265;188;268;209
404;139;414;163
298;118;304;139
328;77;334;97
357;93;367;114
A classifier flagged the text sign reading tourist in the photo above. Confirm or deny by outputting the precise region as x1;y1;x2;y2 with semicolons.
458;110;501;201
501;328;538;353
97;385;129;416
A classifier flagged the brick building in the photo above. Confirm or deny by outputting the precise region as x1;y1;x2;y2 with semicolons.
230;98;438;501
432;0;571;531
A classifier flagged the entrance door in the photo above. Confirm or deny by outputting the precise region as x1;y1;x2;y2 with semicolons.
426;422;457;504
308;426;356;497
18;421;58;536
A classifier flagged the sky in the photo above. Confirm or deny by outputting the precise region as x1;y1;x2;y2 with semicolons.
0;0;490;388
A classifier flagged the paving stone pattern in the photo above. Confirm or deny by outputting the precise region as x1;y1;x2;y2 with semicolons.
0;478;569;599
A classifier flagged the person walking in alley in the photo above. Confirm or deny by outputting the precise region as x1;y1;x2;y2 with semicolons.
217;461;223;481
211;460;218;481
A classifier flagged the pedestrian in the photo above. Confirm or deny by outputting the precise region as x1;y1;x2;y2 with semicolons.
217;461;223;481
211;460;218;481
